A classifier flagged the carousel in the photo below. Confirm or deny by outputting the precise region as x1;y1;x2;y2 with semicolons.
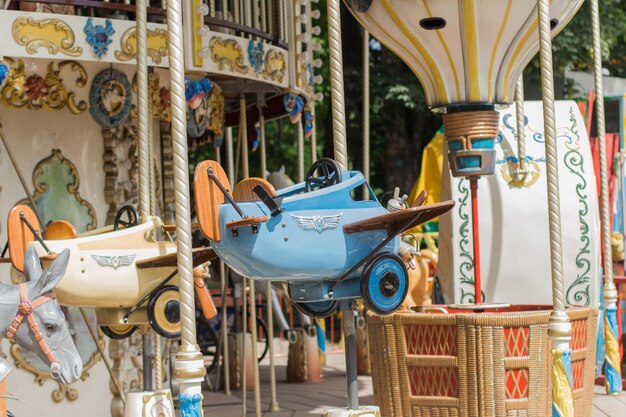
0;0;623;417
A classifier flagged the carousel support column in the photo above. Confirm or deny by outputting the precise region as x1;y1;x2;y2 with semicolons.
310;105;318;163
325;302;380;417
259;111;279;412
327;0;348;170
590;0;622;394
537;0;574;414
297;117;305;183
361;29;370;199
515;75;527;178
223;126;234;397
137;0;151;219
470;179;481;304
166;0;206;415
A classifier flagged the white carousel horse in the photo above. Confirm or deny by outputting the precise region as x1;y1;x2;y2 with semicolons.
0;247;83;384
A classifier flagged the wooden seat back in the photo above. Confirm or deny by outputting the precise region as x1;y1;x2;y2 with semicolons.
233;178;277;202
7;205;40;272
194;160;230;242
45;220;78;240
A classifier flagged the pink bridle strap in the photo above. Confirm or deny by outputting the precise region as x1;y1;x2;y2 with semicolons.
6;283;59;366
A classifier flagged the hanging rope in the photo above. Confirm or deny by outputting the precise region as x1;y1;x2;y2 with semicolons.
362;29;370;199
137;0;150;219
327;0;348;170
591;0;622;393
515;75;527;175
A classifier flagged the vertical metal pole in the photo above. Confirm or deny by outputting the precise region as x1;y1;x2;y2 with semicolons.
137;0;151;219
142;334;153;391
260;112;267;180
297;120;305;183
327;0;348;170
515;75;527;175
249;282;262;417
590;0;623;394
536;0;574;413
470;179;482;304
341;301;359;410
166;0;205;413
362;29;370;200
222;126;234;396
239;98;249;416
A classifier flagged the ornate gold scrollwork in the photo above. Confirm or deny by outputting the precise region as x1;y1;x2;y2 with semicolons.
12;16;83;57
115;27;169;64
500;160;541;188
263;49;286;83
206;84;224;137
132;71;171;122
209;37;249;74
0;58;88;114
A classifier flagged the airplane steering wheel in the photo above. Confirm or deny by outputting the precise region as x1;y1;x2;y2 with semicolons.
114;205;139;231
305;158;342;192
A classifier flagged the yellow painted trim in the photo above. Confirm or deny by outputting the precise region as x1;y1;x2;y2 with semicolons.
487;0;513;102
348;10;438;106
192;0;203;67
462;0;480;101
380;0;447;102
421;0;461;101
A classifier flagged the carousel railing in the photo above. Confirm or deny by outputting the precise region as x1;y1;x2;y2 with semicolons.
9;0;288;47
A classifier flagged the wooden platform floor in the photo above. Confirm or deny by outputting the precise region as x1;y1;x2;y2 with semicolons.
200;350;626;416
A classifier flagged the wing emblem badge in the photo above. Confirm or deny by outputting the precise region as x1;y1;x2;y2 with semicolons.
91;254;136;269
290;213;343;233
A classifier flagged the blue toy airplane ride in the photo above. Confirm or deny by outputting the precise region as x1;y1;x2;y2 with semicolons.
194;158;454;318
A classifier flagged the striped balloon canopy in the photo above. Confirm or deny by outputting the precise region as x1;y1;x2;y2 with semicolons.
345;0;584;111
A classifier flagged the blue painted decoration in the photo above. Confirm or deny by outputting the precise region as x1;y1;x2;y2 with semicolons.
83;18;115;59
304;111;314;139
89;69;133;128
248;40;264;74
251;126;260;151
178;393;202;417
284;94;304;124
0;60;10;89
185;77;212;110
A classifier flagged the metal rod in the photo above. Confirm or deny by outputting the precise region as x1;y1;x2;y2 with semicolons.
266;282;279;411
590;0;622;393
207;168;247;218
470;179;482;304
249;279;261;417
0;123;46;229
137;0;151;219
515;75;527;174
341;301;358;410
142;333;153;391
241;279;248;416
78;308;126;404
327;0;348;170
19;213;51;254
297;119;304;183
362;29;370;200
220;262;231;395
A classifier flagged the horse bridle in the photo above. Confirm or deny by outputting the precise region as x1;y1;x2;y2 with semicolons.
6;283;62;376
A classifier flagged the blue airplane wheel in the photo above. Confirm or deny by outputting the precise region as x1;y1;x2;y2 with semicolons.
361;253;408;315
293;300;339;319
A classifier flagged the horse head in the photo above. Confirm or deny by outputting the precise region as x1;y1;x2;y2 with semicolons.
9;247;83;384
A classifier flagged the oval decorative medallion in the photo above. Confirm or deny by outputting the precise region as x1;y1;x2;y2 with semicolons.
89;69;133;128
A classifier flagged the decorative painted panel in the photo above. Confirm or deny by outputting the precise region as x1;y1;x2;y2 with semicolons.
438;101;600;307
22;149;97;232
0;11;168;67
0;58;87;113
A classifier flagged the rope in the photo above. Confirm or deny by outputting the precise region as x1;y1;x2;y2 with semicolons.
591;0;617;299
327;0;348;170
537;0;569;329
362;29;370;199
515;75;526;173
154;332;162;389
137;0;150;219
165;0;196;348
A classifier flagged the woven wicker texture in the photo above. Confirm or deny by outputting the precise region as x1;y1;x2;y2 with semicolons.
368;307;597;417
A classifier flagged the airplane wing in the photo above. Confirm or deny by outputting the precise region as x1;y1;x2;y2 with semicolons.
135;246;217;269
343;200;455;236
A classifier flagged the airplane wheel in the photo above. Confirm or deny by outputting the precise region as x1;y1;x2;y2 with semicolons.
148;285;181;338
361;253;408;315
293;300;338;319
100;324;137;340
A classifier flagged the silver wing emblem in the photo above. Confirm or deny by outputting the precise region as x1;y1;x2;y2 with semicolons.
91;254;136;269
290;213;343;233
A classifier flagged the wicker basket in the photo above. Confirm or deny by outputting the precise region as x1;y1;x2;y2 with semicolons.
368;306;597;417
